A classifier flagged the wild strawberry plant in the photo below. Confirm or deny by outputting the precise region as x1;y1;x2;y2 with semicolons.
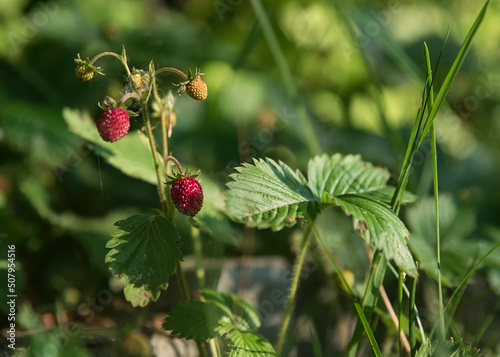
67;1;493;356
71;47;275;356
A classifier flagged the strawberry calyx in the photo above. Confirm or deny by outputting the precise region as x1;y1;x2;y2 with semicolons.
166;168;201;185
98;96;139;118
175;68;206;96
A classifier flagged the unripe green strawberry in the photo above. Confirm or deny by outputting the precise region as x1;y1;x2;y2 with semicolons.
97;108;130;142
170;177;203;217
185;77;207;101
75;63;95;81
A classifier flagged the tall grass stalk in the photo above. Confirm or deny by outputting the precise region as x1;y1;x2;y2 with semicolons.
344;1;489;353
423;43;446;340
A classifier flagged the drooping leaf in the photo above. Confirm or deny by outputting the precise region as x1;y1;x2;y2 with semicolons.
162;300;227;340
226;157;315;231
105;214;183;307
225;329;276;357
322;194;416;276
202;289;261;332
63;108;163;185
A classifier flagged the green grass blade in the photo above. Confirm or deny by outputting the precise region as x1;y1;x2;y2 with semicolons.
314;229;383;357
417;1;490;149
409;266;418;357
398;270;404;356
424;41;446;341
346;250;387;357
387;262;425;345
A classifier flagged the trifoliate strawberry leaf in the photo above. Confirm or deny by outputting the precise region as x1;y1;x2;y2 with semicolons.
225;158;316;231
226;154;416;275
225;329;276;357
202;289;261;332
105;214;183;307
163;300;227;340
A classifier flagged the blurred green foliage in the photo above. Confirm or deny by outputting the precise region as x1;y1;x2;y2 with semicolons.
1;0;500;355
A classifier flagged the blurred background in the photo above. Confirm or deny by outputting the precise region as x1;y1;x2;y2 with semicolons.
1;0;500;356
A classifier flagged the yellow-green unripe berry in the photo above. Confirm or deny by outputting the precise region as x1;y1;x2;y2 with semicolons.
75;63;95;81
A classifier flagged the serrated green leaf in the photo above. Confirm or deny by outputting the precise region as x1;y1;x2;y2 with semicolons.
63;108;163;185
163;300;227;340
322;193;416;276
163;290;264;345
356;187;416;205
202;289;261;332
307;154;389;198
105;214;182;307
226;157;315;231
226;154;416;274
123;283;167;308
225;329;276;357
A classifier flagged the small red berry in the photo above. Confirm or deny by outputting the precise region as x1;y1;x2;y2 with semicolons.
170;177;204;217
97;108;130;142
185;77;207;101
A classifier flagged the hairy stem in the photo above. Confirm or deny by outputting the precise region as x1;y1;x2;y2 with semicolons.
90;51;131;76
275;222;314;357
141;103;168;214
192;226;205;290
162;111;169;168
155;67;188;79
119;92;142;104
142;82;206;357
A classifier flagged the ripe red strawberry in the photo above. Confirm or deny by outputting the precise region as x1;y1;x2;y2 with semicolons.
97;108;130;142
170;177;204;217
185;76;207;101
